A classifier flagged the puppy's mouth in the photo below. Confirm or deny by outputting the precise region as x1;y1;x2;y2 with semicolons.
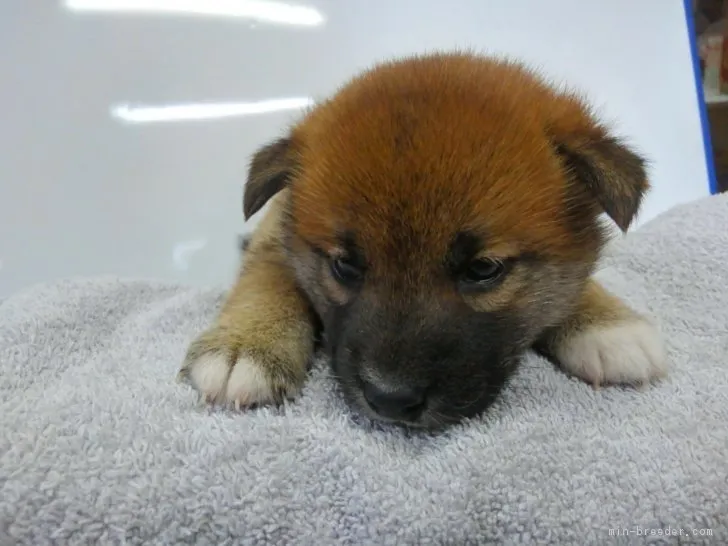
332;367;510;430
351;374;431;428
347;389;456;430
325;334;520;429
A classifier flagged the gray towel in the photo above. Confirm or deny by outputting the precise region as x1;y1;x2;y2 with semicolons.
1;193;727;545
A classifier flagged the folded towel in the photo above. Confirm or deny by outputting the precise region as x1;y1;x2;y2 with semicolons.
1;193;726;545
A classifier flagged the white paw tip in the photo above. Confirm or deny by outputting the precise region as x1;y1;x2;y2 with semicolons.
187;353;230;400
557;319;667;387
225;355;275;408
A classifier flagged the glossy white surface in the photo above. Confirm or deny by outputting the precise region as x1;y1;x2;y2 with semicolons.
0;0;710;297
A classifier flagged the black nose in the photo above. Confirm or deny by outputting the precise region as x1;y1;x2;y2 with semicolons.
362;380;426;421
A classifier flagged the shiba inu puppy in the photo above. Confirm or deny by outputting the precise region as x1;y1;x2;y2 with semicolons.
180;52;666;428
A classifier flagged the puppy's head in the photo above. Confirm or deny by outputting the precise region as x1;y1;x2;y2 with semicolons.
243;53;648;428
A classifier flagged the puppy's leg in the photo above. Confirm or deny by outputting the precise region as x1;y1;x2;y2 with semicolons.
536;279;667;388
179;192;316;407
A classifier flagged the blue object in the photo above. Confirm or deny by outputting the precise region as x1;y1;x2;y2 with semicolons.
685;0;719;195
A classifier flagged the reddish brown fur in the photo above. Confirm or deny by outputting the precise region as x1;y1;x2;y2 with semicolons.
287;54;618;268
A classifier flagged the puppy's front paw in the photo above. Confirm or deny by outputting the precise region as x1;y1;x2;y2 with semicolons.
554;318;667;389
179;329;304;408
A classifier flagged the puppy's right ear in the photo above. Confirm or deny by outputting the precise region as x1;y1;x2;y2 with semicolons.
243;137;298;220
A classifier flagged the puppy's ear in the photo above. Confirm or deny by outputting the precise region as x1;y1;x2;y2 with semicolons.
554;133;649;232
243;137;298;220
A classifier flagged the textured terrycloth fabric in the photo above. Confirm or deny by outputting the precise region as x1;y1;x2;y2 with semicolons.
1;194;727;545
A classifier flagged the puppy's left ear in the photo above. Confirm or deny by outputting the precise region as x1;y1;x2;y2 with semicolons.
243;137;299;220
554;131;649;232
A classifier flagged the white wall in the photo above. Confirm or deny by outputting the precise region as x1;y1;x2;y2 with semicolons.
0;0;710;297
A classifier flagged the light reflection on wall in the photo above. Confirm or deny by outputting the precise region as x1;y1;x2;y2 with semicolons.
64;0;325;27
110;98;314;124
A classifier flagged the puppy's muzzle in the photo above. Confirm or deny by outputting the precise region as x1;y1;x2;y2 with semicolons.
361;379;427;422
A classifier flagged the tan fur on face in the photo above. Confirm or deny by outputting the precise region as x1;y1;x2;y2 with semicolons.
460;265;526;312
320;265;352;307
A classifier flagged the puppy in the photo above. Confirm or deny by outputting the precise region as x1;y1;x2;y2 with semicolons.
180;52;666;429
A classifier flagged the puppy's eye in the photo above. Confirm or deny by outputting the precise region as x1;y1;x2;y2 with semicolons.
330;257;364;285
461;258;506;285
